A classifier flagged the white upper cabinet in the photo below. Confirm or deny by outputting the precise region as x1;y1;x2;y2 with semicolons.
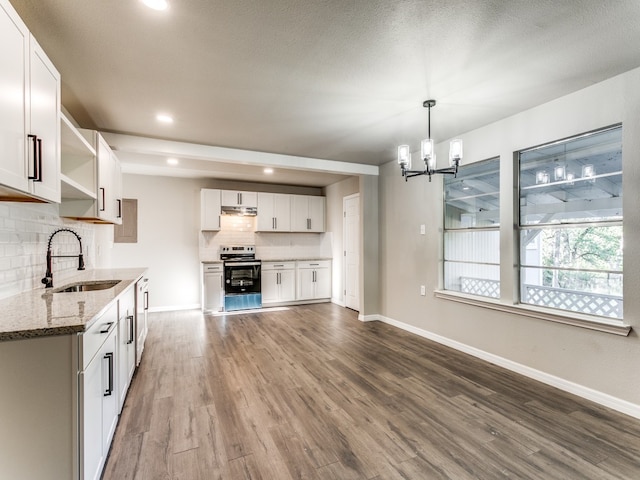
113;151;123;223
60;111;97;200
59;130;122;224
257;192;291;232
0;0;60;203
28;37;61;202
221;190;257;208
201;188;221;231
291;195;325;232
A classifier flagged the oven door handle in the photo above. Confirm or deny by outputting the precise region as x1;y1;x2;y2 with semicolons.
224;261;261;267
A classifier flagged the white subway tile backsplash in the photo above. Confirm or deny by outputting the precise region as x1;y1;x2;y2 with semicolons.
199;224;332;262
0;202;98;300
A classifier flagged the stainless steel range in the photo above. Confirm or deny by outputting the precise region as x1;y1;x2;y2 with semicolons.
220;245;262;311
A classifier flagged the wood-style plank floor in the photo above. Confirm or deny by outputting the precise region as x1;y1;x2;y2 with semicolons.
103;304;640;479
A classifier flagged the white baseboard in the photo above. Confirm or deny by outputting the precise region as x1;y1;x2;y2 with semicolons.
358;313;379;322
148;304;200;313
374;314;640;420
331;298;345;307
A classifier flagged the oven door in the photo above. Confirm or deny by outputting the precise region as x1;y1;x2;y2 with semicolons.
224;261;261;294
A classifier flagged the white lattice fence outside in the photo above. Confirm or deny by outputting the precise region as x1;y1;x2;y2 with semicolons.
522;284;623;318
460;277;500;299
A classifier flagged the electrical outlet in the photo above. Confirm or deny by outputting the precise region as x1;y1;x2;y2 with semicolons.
420;285;426;296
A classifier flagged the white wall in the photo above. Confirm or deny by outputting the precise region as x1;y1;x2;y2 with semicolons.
377;67;640;415
110;175;204;310
325;176;359;304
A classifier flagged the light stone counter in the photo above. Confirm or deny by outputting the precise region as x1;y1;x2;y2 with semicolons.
0;268;146;341
260;258;332;262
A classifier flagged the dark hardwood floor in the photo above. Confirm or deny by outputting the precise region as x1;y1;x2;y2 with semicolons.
103;304;640;479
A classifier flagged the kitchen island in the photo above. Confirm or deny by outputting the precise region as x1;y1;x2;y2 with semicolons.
0;268;146;480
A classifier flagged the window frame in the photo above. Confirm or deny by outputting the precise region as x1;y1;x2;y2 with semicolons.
516;124;623;320
434;124;630;336
442;157;501;300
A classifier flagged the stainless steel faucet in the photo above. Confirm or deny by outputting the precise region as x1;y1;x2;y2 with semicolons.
41;228;85;288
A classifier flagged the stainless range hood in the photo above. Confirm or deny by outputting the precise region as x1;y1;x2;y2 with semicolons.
220;205;257;216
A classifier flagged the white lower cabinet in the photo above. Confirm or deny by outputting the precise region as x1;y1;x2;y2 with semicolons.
296;260;331;301
0;275;145;480
117;286;136;411
203;263;224;312
262;262;296;305
81;302;118;480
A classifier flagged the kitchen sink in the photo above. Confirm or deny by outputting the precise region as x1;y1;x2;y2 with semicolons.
51;280;121;293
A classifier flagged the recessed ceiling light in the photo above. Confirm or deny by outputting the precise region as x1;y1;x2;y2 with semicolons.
156;113;173;124
142;0;169;11
167;158;179;166
264;168;274;174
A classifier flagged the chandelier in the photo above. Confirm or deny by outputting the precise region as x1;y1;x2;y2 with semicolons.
397;99;463;181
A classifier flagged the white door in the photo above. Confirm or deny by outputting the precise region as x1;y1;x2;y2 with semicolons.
97;136;114;221
279;269;296;301
82;354;104;480
314;267;332;299
273;194;291;231
201;189;221;231
308;196;325;232
344;194;360;311
261;269;279;303
203;270;224;311
297;268;315;300
0;3;28;193
29;38;60;202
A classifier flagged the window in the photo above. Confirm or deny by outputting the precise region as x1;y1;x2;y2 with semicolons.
518;125;623;319
443;158;500;298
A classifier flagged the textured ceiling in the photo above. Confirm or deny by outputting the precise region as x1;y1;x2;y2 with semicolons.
10;0;640;186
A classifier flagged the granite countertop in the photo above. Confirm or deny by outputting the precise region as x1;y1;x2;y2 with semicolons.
0;268;147;342
201;258;332;263
261;258;332;262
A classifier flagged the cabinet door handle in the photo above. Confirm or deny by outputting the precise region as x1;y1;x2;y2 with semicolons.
274;217;277;230
36;138;43;182
127;315;135;344
99;322;114;334
27;134;41;181
144;291;149;310
117;199;122;219
272;217;275;230
238;192;242;205
99;187;106;212
104;352;114;396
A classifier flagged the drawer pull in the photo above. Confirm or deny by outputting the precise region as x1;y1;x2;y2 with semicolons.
99;322;114;334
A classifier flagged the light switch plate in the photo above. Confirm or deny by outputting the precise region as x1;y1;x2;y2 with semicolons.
420;224;426;235
420;285;426;296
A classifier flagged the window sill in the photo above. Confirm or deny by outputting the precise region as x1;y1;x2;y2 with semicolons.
434;290;631;336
